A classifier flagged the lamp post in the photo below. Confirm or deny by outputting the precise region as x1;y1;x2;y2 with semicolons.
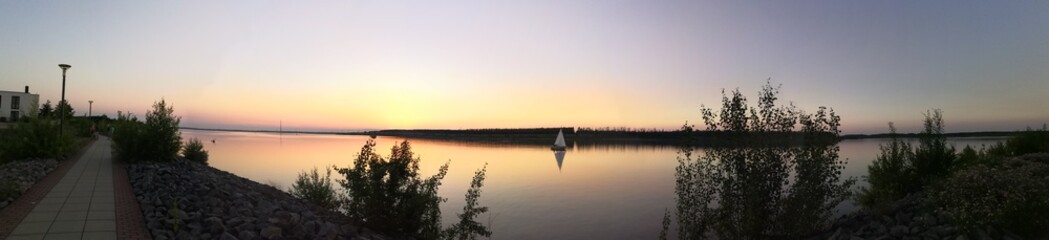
88;100;93;117
59;64;70;137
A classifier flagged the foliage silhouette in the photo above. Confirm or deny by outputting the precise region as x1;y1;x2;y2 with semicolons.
856;109;957;208
290;166;340;210
856;123;915;208
55;100;75;119
671;80;854;239
38;100;53;118
0;117;77;162
181;138;209;163
112;99;182;162
445;164;492;240
335;138;493;240
911;109;955;188
1005;125;1049;156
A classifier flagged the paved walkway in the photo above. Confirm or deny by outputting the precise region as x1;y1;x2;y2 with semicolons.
7;137;117;240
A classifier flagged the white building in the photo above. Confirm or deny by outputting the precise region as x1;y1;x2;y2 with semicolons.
0;86;41;121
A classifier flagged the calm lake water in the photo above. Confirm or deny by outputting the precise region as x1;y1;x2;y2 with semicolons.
181;130;1006;240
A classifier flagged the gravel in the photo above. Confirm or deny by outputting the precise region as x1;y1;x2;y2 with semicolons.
0;159;59;209
129;159;385;240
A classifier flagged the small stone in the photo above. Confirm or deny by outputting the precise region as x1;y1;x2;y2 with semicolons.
303;221;318;233
238;230;257;240
205;217;224;234
828;228;843;240
891;225;908;237
261;226;283;239
220;232;238;240
984;226;999;238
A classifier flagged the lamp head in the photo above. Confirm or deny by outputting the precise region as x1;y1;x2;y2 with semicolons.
59;64;71;70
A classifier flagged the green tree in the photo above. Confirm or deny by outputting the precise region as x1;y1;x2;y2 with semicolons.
112;99;182;162
445;164;492;240
143;99;182;161
38;100;54;118
182;138;209;163
55;100;75;118
336;139;449;239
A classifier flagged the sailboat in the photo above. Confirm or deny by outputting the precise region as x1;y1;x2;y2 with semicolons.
551;129;567;151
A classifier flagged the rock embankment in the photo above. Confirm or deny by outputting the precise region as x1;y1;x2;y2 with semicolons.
129;159;384;240
810;195;1025;240
0;159;58;209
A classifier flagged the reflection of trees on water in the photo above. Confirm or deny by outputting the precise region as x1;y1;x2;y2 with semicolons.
670;83;855;239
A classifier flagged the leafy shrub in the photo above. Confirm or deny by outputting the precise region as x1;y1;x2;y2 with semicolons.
1005;126;1049;156
111;113;144;162
445;164;492;240
113;99;182;162
336;138;449;239
181;138;208;163
857;110;957;208
857;123;915;208
0;117;76;162
289;166;339;209
931;157;1049;237
335;138;492;240
911;109;955;187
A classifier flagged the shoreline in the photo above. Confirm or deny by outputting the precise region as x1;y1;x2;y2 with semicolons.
179;127;1017;147
128;158;384;239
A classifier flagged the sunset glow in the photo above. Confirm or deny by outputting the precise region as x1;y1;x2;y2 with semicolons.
2;1;1047;133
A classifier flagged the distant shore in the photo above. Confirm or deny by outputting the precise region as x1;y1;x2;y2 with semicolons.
179;126;1017;146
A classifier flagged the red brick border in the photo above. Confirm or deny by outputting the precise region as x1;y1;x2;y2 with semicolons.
114;162;152;240
0;138;95;239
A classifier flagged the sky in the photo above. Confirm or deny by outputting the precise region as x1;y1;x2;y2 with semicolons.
1;1;1047;134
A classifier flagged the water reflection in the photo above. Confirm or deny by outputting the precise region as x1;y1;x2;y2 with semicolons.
554;151;566;172
182;130;1005;240
673;140;855;239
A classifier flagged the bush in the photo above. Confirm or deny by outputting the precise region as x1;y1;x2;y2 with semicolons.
857;109;957;208
0;117;76;162
931;157;1049;237
911;109;955;187
1005;125;1049;156
857;123;915;208
181;138;208;163
289;166;339;210
113;99;182;162
336;138;449;239
335;138;492;240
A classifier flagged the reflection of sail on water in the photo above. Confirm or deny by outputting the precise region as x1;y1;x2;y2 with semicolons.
554;150;566;172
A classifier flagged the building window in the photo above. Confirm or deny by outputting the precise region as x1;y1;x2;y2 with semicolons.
10;111;19;121
11;96;19;109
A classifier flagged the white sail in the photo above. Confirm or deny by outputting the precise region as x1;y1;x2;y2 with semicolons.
553;130;567;148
